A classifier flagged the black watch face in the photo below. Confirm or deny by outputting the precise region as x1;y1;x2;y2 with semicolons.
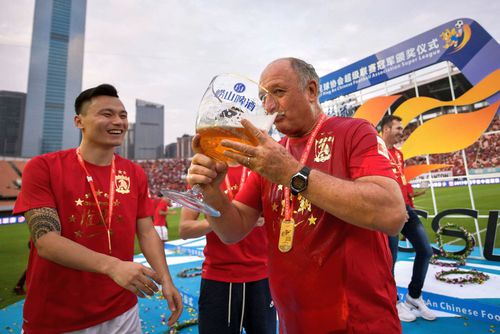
292;176;307;190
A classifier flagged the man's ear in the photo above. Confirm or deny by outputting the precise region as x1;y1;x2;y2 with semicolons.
74;114;83;129
306;80;318;102
382;125;390;135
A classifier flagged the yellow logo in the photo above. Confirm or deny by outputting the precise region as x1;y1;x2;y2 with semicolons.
314;135;334;162
115;171;130;194
439;20;471;54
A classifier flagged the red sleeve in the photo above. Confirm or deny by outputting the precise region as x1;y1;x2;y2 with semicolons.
160;200;168;212
13;157;56;214
234;170;263;211
406;183;414;196
136;164;155;219
349;121;396;180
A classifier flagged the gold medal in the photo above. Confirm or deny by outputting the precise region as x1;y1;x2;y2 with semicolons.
278;219;295;252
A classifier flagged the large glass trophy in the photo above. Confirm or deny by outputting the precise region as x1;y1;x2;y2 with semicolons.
162;74;276;217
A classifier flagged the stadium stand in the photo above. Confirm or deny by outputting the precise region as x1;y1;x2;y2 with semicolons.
11;161;26;176
0;161;22;199
137;158;191;196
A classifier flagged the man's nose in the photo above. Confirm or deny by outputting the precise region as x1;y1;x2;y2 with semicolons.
111;114;125;124
263;95;277;113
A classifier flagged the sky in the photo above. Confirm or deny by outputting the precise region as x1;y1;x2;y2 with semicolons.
0;0;499;145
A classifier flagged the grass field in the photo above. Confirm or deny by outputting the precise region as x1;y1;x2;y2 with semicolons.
412;184;500;249
0;184;498;309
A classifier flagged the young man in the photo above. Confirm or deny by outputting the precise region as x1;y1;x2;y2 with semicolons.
14;84;183;333
186;58;406;333
380;114;436;322
179;164;275;334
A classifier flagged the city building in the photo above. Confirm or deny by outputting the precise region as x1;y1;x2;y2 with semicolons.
176;134;194;159
164;142;177;158
134;99;164;160
115;122;135;159
21;0;86;157
0;91;26;157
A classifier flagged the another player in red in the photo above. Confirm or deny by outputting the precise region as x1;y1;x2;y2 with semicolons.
179;164;275;334
186;58;406;333
14;84;182;333
153;194;174;242
406;182;426;209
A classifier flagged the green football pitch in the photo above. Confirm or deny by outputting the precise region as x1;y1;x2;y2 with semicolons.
412;183;500;250
0;184;498;309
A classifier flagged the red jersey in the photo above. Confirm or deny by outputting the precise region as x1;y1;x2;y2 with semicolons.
153;199;169;227
236;117;401;333
14;149;154;333
388;147;412;205
203;165;268;283
406;183;415;208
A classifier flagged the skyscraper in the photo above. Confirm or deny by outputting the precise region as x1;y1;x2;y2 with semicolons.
134;99;165;160
0;91;26;157
21;0;86;157
177;134;194;159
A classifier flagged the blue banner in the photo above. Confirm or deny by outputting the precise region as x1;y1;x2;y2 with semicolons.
319;18;500;106
397;288;500;324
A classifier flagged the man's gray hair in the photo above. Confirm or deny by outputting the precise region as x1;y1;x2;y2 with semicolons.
282;57;320;89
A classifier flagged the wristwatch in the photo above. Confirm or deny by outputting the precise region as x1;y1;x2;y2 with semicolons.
290;166;311;196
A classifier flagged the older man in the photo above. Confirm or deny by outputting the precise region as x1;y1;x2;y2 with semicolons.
187;58;406;333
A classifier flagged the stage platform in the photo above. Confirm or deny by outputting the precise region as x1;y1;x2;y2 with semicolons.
1;237;498;333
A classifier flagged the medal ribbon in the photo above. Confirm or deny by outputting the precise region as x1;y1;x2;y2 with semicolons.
283;113;327;221
388;149;406;185
76;148;116;254
224;166;248;200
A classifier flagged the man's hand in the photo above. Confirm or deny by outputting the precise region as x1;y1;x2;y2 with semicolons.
187;135;228;192
221;119;301;186
106;260;160;298
161;279;184;326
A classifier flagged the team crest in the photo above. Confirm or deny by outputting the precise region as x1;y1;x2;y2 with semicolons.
377;136;390;160
314;135;334;162
115;171;130;194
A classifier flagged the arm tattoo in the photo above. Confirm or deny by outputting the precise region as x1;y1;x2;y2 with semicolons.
25;208;61;243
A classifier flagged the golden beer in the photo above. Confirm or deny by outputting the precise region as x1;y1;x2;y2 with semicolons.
197;126;258;162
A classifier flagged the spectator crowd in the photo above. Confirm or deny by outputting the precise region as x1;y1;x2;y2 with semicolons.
137;159;191;197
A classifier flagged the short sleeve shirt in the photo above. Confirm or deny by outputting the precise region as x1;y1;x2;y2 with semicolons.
202;165;268;283
14;149;153;333
236;117;401;333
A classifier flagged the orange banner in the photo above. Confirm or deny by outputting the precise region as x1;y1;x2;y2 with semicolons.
393;69;500;127
401;100;500;159
404;164;451;182
353;95;401;126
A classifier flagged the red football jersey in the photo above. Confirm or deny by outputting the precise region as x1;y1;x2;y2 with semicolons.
388;147;412;205
236;117;401;333
406;182;415;208
14;149;154;333
153;199;169;227
202;165;269;283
